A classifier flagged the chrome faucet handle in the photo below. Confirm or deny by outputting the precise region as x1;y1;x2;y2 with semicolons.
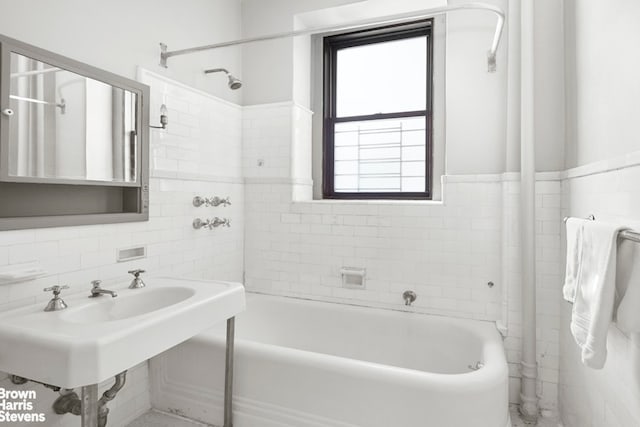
91;280;102;289
43;285;69;312
128;269;146;289
44;285;69;295
212;196;231;207
212;217;231;228
127;269;146;278
193;218;211;229
193;196;206;207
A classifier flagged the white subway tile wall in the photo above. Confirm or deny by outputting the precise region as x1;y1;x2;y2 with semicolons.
243;103;296;179
244;179;504;320
0;70;244;427
559;160;640;427
501;178;563;411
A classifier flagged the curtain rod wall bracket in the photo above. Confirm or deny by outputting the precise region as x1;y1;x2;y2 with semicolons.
487;51;497;73
160;43;168;68
159;2;505;73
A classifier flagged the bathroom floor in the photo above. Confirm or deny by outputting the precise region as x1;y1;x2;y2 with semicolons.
127;410;212;427
129;405;560;427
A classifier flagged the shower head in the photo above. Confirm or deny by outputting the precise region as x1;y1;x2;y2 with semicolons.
204;68;242;90
227;74;242;90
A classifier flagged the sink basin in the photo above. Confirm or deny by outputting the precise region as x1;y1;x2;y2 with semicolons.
0;277;245;388
62;287;195;323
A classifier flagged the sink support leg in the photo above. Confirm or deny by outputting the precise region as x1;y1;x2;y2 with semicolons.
81;384;98;427
224;316;235;427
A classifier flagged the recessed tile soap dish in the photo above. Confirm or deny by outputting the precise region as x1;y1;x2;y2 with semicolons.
340;267;365;289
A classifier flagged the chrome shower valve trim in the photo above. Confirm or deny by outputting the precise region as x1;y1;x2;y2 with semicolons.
193;196;231;207
193;217;231;229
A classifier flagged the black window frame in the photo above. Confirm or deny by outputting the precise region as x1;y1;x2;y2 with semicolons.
322;19;434;200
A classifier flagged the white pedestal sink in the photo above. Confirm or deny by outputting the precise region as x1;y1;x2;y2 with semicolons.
0;276;245;427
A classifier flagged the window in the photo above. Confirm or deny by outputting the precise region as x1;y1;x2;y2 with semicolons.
322;20;433;199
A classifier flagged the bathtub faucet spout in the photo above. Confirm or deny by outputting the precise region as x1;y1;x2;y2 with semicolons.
402;290;417;306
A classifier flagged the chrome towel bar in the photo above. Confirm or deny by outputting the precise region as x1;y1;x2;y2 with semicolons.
563;215;640;243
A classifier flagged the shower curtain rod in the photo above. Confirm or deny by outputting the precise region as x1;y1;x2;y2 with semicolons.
9;95;66;113
159;2;505;72
10;67;61;78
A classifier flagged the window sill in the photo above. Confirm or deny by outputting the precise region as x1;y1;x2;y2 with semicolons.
295;198;443;206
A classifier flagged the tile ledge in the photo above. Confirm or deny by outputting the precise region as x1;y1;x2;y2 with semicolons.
565;151;640;179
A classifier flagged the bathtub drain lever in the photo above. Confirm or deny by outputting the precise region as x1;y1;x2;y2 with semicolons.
468;361;485;371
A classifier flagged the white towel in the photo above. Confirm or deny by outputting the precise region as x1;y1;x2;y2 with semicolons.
563;219;627;369
562;218;584;303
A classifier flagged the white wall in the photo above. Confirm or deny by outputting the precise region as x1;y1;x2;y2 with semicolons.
559;1;640;425
240;0;361;106
534;0;565;173
445;0;564;174
563;0;640;169
243;0;565;179
444;0;508;175
0;0;243;104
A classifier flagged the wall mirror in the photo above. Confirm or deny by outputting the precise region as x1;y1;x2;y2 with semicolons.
6;52;139;184
0;34;149;230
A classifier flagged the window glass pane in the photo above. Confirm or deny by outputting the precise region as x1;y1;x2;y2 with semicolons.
335;175;358;191
334;116;426;193
402;177;425;192
336;36;427;117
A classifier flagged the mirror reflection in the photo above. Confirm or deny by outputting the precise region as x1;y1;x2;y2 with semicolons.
8;52;138;183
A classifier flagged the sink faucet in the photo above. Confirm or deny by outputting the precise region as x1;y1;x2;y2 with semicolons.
89;280;118;298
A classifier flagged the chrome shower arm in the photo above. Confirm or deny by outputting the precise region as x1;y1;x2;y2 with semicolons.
204;68;229;75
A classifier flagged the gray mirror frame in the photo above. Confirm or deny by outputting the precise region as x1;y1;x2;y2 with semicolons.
0;34;149;230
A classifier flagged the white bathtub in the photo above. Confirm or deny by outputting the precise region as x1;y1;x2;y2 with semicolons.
151;293;509;427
